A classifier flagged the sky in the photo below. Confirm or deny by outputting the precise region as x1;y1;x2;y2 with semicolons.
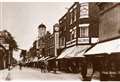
0;2;73;50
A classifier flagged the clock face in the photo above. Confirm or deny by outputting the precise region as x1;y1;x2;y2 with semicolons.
55;27;59;31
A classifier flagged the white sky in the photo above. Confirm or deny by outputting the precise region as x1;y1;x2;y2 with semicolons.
0;0;119;51
0;2;73;50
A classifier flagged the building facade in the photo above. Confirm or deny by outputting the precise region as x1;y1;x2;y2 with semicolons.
98;3;120;41
58;2;99;73
85;3;120;81
49;34;55;57
59;2;99;51
37;24;47;57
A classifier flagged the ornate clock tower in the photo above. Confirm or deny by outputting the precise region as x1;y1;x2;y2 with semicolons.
53;23;59;56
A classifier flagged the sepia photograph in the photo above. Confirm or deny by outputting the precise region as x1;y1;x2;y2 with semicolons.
0;0;120;81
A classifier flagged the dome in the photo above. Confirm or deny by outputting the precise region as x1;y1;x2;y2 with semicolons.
38;23;46;28
53;23;59;27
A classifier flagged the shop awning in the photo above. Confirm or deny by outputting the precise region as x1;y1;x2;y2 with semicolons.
47;57;56;61
38;57;45;61
57;45;91;59
38;56;49;61
85;38;120;55
43;56;49;60
33;57;38;62
57;46;75;59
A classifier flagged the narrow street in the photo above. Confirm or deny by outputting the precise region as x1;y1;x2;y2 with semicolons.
0;66;82;81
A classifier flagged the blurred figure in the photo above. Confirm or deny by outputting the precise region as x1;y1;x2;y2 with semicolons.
19;62;22;70
81;61;87;81
41;61;45;73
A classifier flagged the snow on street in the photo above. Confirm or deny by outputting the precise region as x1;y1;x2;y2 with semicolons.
0;66;82;81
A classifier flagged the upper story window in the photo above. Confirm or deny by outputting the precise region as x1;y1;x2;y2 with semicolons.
79;24;89;37
60;37;65;47
70;26;77;40
70;12;73;25
80;3;89;18
74;9;77;22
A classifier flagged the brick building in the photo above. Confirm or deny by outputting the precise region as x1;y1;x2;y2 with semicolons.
37;24;47;58
57;2;99;73
85;3;120;80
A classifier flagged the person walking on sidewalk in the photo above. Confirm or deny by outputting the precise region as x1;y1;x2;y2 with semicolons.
19;62;22;70
81;61;87;81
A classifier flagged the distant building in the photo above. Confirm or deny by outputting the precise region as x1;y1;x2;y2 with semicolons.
45;23;59;58
49;34;55;57
44;31;51;57
38;24;46;39
37;23;47;57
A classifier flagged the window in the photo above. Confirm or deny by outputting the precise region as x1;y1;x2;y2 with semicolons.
79;24;89;37
70;12;73;25
60;37;65;46
80;3;89;18
74;9;77;22
70;27;77;40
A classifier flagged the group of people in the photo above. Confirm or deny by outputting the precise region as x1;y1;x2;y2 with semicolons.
40;61;48;73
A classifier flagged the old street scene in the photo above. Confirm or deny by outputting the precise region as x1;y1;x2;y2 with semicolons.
0;2;120;81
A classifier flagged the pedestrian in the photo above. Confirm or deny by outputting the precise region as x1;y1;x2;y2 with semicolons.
44;60;48;73
8;64;11;71
81;61;87;81
53;61;57;74
41;61;45;73
19;62;22;70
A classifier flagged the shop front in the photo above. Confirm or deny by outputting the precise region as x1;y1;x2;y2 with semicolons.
57;45;91;73
46;57;57;72
85;38;120;81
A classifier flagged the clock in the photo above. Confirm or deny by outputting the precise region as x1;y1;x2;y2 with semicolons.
54;26;59;31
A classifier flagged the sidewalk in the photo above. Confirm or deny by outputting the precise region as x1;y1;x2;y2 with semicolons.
0;68;10;80
91;71;101;82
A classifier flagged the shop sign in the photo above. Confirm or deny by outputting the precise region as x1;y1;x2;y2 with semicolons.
78;38;89;44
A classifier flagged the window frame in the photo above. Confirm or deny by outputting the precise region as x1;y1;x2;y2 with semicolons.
79;24;89;37
80;3;89;19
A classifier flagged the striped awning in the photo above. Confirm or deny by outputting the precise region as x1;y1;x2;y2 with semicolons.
57;45;91;59
85;38;120;55
47;57;56;61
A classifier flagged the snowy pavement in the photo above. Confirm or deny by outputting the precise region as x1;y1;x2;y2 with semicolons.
0;66;83;81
